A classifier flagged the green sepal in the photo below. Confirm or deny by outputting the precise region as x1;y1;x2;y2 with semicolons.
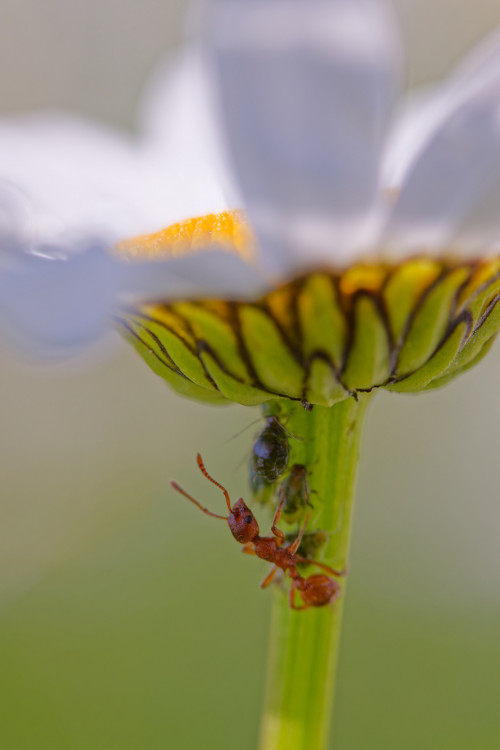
239;305;305;398
114;318;227;404
297;274;346;368
423;336;496;391
127;312;213;390
172;302;249;380
342;294;391;390
305;357;348;407
200;350;274;405
384;259;442;343
395;268;469;377
433;295;500;383
387;321;467;393
117;257;500;406
455;261;500;326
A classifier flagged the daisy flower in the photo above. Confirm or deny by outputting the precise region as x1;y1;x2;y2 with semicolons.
1;1;500;749
0;0;499;405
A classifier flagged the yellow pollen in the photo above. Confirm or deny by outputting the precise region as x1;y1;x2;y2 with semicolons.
115;210;255;263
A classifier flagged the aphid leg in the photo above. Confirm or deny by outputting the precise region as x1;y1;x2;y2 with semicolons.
241;542;256;555
289;580;307;610
170;481;228;520
196;454;232;513
275;417;303;442
288;514;311;556
260;566;279;589
270;495;286;545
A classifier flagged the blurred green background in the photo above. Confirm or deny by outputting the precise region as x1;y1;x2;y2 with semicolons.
1;1;500;748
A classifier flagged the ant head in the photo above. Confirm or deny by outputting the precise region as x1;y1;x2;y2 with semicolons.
228;499;260;543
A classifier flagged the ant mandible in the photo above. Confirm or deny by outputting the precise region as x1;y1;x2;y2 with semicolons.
170;454;346;610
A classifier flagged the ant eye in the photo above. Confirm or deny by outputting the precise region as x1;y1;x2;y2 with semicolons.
245;515;253;524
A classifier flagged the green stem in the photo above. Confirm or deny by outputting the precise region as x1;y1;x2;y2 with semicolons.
259;395;371;750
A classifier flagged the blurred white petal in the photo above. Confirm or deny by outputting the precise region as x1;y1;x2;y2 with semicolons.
450;28;500;88
140;47;241;221
0;48;236;248
206;0;402;274
120;250;267;302
0;114;149;243
385;31;500;253
0;47;266;358
0;231;267;358
0;239;119;357
384;27;500;193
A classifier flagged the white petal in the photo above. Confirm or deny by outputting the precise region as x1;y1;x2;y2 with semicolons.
139;47;241;222
450;28;500;88
0;233;268;358
382;86;448;193
0;114;153;244
206;0;402;274
120;250;268;302
385;30;500;254
0;49;238;251
0;239;120;357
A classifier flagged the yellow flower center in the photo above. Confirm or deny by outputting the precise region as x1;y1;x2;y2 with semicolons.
116;209;254;263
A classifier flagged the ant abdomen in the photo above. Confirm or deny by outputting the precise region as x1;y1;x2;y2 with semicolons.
251;416;290;482
297;574;341;608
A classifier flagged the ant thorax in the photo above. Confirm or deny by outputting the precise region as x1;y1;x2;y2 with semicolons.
228;499;260;543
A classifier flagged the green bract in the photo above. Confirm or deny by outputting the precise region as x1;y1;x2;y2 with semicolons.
114;257;500;407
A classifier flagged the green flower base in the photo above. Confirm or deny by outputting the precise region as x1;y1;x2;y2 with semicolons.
114;257;500;407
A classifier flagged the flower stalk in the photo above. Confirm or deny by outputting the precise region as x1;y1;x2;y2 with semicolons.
259;394;371;750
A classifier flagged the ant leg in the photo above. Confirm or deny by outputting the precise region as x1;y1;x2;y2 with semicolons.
288;514;311;556
289;580;308;610
170;481;228;520
196;454;232;513
293;556;347;577
270;495;286;545
260;566;279;589
241;543;256;556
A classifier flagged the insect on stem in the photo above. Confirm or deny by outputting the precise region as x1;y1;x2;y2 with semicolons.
170;455;347;610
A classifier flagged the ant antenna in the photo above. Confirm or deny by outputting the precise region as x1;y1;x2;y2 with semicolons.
196;454;232;513
170;480;228;520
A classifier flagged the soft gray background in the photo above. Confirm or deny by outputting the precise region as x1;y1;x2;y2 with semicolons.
1;2;500;749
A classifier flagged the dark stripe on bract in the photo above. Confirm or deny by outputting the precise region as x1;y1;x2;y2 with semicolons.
112;317;186;379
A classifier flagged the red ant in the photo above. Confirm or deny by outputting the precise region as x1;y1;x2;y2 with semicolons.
170;454;346;610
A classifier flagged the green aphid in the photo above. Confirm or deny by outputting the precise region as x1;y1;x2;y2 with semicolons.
249;466;275;506
278;464;313;523
284;530;329;562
